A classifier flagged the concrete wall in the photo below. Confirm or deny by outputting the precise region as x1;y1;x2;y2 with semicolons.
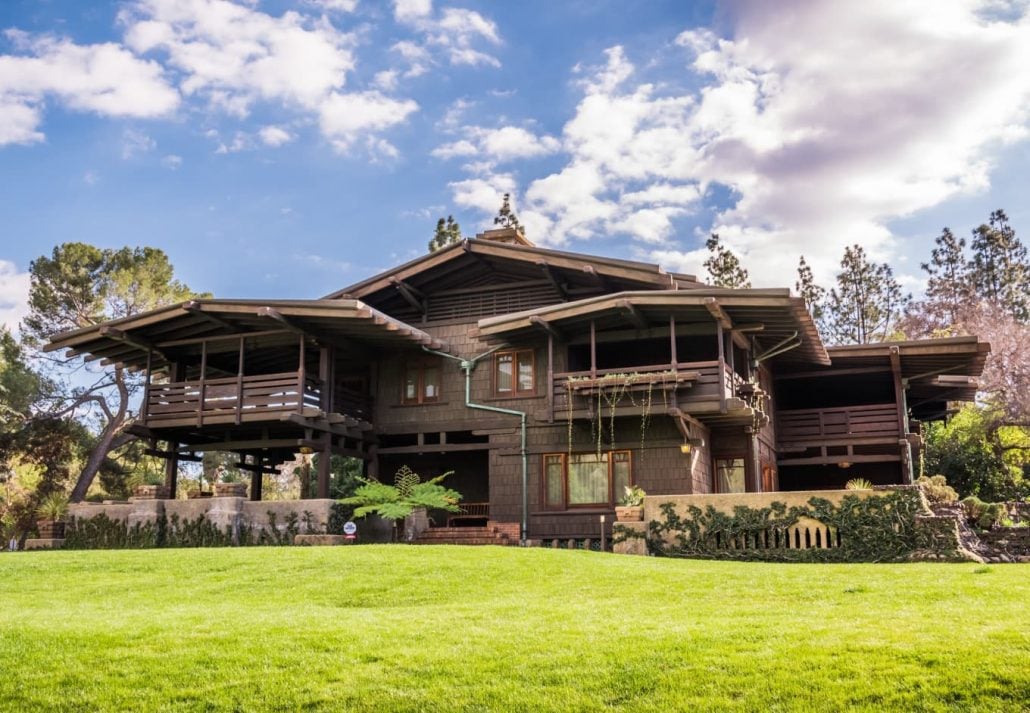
70;497;338;537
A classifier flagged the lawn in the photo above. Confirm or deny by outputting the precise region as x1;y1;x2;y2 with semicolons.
0;547;1027;712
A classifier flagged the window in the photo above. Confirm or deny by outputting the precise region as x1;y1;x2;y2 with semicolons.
715;457;747;493
494;349;534;396
402;360;441;404
541;451;631;509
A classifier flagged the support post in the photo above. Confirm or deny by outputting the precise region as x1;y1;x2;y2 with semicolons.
235;336;245;425
297;335;306;415
141;349;152;422
669;315;679;410
319;345;331;414
197;340;208;427
250;456;263;501
589;320;596;378
546;332;554;423
318;440;331;498
164;440;179;500
717;322;727;413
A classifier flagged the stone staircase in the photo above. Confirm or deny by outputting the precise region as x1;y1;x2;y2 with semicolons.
414;526;514;546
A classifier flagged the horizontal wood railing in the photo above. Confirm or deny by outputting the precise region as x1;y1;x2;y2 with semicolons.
447;502;490;526
552;361;732;414
776;403;901;444
146;372;320;425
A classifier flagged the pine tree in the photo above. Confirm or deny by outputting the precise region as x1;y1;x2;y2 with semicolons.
494;193;522;232
794;255;825;322
703;234;751;288
824;244;910;344
916;227;972;332
428;215;462;253
969;209;1030;322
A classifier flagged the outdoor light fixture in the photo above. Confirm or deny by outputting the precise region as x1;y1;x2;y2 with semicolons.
298;446;313;455
680;437;706;455
680;443;693;455
838;461;852;469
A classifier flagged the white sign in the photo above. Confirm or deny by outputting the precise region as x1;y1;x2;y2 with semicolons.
343;521;358;536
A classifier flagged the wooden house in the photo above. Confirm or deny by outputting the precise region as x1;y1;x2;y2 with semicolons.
46;228;989;543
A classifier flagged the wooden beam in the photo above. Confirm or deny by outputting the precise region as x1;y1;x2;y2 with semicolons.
775;367;891;381
538;262;569;301
182;301;240;331
390;279;427;316
529;315;562;340
618;299;648;329
704;297;732;330
776;454;901;466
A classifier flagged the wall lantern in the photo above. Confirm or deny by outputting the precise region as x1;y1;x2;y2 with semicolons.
679;437;705;455
838;461;852;469
298;446;314;455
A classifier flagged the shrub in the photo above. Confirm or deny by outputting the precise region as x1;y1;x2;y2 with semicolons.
960;496;1004;530
916;475;959;504
36;491;70;521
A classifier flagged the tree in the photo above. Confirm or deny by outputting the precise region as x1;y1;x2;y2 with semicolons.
823;244;910;344
794;255;825;322
21;243;203;502
916;227;972;332
494;193;522;232
428;215;462;253
969;209;1030;322
704;234;751;288
0;327;42;433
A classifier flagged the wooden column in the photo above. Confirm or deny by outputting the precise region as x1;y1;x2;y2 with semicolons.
197;340;208;427
235;336;245;425
163;361;180;499
250;455;263;501
141;349;152;422
546;333;554;423
297;335;306;415
589;320;597;378
716;322;727;413
164;440;179;499
317;440;331;498
319;346;331;414
889;346;912;483
669;315;679;410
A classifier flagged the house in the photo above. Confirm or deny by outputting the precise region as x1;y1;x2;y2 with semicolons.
46;228;989;544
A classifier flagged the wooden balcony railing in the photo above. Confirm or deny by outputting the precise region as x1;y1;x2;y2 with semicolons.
776;403;901;444
552;361;736;416
145;371;322;427
447;502;490;526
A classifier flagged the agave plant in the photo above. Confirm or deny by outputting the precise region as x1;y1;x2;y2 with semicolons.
844;478;874;491
36;491;70;521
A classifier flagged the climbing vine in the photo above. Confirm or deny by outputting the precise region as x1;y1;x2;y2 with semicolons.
637;488;963;562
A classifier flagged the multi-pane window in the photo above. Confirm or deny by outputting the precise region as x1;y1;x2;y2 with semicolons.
715;457;747;493
402;361;441;404
541;451;631;509
495;349;534;396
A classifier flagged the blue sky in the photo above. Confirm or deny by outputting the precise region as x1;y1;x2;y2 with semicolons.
3;0;1030;330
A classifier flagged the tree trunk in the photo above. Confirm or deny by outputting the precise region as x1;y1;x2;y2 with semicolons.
69;367;133;503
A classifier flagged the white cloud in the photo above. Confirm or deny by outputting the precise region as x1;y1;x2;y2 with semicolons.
161;153;183;169
393;1;502;69
373;69;399;91
304;0;359;12
121;128;156;158
318;90;418;153
0;260;31;333
444;2;1030;285
258;125;294;146
433;125;560;162
0;31;179;145
82;170;100;185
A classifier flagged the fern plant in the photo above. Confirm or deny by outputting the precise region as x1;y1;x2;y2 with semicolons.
845;478;874;491
341;466;462;524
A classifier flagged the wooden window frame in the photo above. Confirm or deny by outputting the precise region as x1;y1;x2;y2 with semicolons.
713;455;747;494
540;449;632;510
493;348;536;397
401;359;441;405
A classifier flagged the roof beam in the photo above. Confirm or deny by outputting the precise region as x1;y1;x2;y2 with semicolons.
617;299;648;330
183;301;240;331
390;279;427;316
538;262;569;301
529;315;563;340
704;297;732;330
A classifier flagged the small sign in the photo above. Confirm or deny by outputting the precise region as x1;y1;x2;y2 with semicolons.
343;521;358;536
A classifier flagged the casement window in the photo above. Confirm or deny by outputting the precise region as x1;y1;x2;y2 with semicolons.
402;360;441;404
715;457;747;493
494;349;535;396
541;451;631;509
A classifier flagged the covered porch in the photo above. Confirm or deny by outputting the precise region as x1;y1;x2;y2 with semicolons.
46;298;453;500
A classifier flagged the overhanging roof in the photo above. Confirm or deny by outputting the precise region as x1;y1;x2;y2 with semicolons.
45;299;451;371
326;238;700;301
475;289;830;366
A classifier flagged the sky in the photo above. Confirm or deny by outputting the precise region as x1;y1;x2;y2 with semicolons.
3;0;1030;333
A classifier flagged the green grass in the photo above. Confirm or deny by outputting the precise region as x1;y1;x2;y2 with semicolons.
1;547;1027;712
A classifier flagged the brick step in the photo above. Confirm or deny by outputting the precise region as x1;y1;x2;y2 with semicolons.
414;539;511;546
414;526;512;546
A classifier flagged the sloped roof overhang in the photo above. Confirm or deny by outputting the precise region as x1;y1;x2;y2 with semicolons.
45;298;451;371
475;289;830;366
326;238;699;300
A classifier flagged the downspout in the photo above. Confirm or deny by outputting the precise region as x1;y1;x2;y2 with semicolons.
753;331;802;366
423;345;529;546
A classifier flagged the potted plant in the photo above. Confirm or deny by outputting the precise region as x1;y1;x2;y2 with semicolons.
615;485;646;522
36;491;70;539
